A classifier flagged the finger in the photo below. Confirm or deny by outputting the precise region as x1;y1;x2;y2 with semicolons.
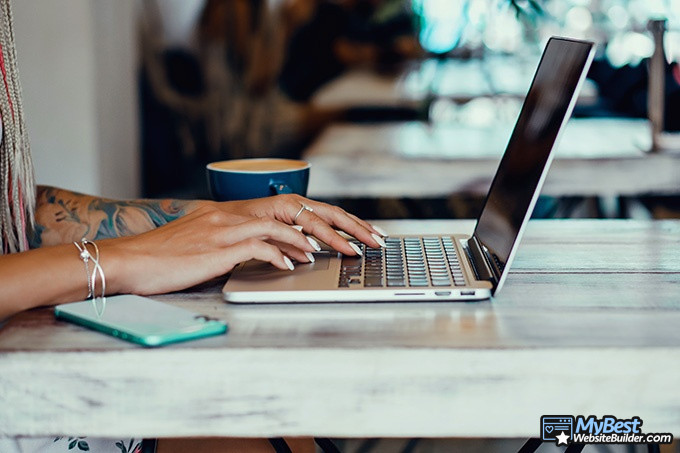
221;195;383;252
268;239;314;263
369;223;389;238
228;195;384;239
210;217;316;252
291;210;364;256
299;203;384;249
346;212;387;237
218;238;295;272
240;194;382;240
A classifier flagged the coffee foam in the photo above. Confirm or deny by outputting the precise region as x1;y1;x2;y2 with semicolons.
209;159;309;172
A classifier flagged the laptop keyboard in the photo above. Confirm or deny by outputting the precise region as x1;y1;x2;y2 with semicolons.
338;237;466;288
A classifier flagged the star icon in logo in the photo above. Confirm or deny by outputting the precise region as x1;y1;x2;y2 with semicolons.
556;431;570;445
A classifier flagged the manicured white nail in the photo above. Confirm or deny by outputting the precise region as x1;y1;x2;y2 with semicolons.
371;233;387;248
283;256;295;270
349;242;363;256
292;225;304;232
305;251;315;263
307;236;321;251
372;225;388;237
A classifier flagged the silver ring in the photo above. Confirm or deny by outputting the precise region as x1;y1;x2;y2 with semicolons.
293;203;314;223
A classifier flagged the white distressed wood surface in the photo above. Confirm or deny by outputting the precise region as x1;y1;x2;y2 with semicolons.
304;119;680;198
1;220;680;438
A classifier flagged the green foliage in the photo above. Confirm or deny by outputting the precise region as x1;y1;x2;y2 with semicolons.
507;0;544;20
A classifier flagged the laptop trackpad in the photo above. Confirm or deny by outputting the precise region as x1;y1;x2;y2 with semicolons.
225;252;338;291
239;253;331;277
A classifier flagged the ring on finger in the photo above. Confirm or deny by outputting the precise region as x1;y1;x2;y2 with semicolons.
293;203;314;224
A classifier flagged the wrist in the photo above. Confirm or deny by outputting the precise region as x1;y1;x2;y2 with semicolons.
96;237;130;296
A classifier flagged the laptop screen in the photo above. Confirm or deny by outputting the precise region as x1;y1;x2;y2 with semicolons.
472;37;594;292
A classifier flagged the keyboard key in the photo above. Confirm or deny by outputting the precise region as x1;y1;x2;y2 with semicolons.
387;280;406;287
409;280;429;287
364;277;384;287
431;272;448;278
432;280;453;286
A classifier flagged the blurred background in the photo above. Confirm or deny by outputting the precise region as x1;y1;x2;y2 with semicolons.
12;0;680;219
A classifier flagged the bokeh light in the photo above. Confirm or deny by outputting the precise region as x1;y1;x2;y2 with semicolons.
413;0;469;54
411;0;678;67
482;7;523;53
606;32;654;67
606;5;630;30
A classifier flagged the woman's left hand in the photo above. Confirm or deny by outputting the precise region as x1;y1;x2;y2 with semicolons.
213;194;386;255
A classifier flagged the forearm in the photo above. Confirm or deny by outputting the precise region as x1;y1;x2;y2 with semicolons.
31;186;204;247
0;243;99;320
0;237;136;320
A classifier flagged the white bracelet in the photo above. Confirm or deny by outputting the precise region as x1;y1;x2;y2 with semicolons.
73;239;106;316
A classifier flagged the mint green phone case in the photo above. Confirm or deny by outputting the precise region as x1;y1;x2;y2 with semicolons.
54;295;228;347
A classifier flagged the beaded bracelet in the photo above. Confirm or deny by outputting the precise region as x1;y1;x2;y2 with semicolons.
73;239;106;316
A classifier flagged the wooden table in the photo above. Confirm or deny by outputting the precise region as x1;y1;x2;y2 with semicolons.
304;119;680;199
2;220;680;440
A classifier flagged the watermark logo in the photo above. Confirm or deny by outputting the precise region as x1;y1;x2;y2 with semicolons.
540;415;673;446
541;416;574;445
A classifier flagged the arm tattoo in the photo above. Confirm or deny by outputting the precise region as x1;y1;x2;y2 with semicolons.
30;186;199;247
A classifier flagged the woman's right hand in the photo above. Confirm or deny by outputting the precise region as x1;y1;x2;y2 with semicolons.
101;204;319;296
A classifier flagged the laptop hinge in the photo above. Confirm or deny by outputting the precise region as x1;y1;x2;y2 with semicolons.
464;236;497;285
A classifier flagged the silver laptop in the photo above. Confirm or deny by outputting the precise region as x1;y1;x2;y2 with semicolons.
223;37;595;303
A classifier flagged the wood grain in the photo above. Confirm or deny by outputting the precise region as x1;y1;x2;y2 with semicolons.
1;220;680;438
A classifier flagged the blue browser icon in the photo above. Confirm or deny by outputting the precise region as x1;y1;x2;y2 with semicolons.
541;416;574;442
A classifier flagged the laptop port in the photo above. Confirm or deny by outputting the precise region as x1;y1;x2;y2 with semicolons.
435;291;451;296
461;290;475;296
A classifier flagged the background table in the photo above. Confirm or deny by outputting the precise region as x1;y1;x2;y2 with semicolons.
1;220;680;440
304;118;680;200
311;57;599;109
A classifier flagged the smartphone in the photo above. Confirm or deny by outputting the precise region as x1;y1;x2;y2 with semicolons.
54;295;228;347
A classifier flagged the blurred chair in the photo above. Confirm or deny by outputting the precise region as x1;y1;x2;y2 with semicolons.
197;0;323;159
138;0;222;196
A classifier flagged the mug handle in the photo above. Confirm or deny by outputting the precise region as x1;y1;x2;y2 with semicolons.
270;180;293;195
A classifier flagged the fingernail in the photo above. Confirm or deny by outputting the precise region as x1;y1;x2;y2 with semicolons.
292;225;304;232
371;233;387;248
307;236;321;251
372;225;388;237
284;256;295;270
305;251;315;263
349;242;363;256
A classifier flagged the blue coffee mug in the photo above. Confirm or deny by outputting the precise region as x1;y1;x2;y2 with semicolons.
207;158;310;201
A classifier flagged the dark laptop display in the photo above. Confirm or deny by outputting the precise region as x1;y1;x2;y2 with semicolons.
473;38;595;294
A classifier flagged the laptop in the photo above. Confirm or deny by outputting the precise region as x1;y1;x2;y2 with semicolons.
223;37;595;303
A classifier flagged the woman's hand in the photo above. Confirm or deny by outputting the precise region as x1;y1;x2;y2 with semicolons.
102;203;321;296
214;194;387;255
102;196;387;296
